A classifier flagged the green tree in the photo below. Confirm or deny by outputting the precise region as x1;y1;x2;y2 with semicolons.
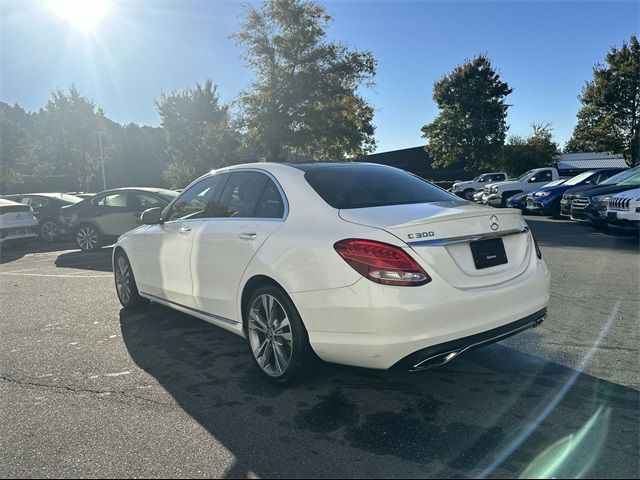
501;122;559;175
566;35;639;166
422;55;513;172
32;86;106;191
157;80;240;188
0;102;30;192
233;0;376;162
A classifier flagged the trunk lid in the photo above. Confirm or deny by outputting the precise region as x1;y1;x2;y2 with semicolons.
339;202;532;288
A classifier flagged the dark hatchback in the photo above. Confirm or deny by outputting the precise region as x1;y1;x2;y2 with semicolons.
59;187;179;251
568;168;640;226
1;193;83;242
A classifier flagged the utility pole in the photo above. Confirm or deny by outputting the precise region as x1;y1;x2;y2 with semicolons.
98;131;107;191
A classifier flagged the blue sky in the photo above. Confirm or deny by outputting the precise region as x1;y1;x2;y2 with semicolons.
1;0;637;153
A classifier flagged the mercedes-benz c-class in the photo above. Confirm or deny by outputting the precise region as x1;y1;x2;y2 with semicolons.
113;163;550;384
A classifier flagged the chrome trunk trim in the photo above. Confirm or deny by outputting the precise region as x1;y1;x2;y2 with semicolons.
407;225;529;247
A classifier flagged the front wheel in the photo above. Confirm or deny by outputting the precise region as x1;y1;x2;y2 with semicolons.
245;285;315;385
76;224;101;251
114;250;148;309
40;220;60;242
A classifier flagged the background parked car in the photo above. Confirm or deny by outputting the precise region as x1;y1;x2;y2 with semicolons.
505;191;530;213
525;168;625;218
59;187;179;251
484;167;561;207
561;167;639;218
451;172;508;200
607;187;640;231
66;192;96;200
2;193;83;242
570;169;640;227
0;198;39;246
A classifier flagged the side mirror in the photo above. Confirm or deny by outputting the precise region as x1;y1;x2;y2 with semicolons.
529;177;537;183
141;207;163;225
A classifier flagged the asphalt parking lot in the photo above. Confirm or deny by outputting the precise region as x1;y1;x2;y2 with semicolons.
1;217;638;478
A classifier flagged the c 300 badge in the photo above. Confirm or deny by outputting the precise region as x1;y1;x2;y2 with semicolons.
407;231;435;240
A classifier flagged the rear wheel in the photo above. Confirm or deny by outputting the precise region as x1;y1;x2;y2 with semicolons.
76;224;101;251
114;250;148;309
40;219;60;242
245;284;314;385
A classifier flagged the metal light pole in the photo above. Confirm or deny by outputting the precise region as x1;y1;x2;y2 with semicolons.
98;131;107;191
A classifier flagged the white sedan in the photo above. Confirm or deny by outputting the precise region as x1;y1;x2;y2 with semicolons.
0;198;39;245
113;163;550;384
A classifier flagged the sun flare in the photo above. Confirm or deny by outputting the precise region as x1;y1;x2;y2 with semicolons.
49;0;111;31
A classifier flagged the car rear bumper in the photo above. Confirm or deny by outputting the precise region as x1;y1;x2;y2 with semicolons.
391;308;546;371
0;227;39;243
292;254;550;370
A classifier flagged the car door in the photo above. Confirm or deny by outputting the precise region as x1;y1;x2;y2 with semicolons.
528;169;553;188
132;176;228;308
191;170;287;322
92;191;138;236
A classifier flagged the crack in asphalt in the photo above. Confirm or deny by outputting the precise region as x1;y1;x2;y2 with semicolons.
0;374;171;408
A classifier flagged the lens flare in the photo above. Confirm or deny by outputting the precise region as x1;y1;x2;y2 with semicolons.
49;0;111;31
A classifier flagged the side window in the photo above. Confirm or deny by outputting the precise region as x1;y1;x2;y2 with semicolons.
537;170;552;182
166;175;227;221
255;180;285;218
212;172;269;218
130;192;165;210
23;197;47;207
495;174;506;181
94;193;128;207
478;176;487;183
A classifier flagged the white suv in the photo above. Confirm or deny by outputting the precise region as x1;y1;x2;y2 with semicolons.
607;187;640;229
451;172;508;200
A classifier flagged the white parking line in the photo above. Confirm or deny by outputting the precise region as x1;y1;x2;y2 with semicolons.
0;272;111;278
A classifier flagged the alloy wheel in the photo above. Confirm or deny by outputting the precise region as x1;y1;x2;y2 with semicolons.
114;256;131;304
248;294;293;377
77;226;98;251
41;221;59;242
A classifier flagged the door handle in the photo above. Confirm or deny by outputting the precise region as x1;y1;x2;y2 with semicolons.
179;226;192;234
238;232;257;240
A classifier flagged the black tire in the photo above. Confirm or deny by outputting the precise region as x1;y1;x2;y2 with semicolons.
550;200;562;219
244;284;315;385
113;250;148;309
40;219;60;243
75;223;102;251
462;189;475;201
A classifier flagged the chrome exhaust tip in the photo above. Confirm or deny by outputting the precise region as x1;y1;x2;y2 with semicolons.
410;349;462;372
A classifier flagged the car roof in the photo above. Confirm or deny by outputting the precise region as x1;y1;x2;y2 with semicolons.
95;187;176;195
284;162;390;172
0;198;26;207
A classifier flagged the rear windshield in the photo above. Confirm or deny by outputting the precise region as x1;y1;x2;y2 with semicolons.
304;165;458;209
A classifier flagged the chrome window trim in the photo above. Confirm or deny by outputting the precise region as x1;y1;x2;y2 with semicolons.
407;225;530;247
163;168;289;224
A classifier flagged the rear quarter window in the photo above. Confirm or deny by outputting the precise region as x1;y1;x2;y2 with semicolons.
304;165;459;209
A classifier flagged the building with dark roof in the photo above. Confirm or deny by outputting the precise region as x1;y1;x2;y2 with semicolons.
358;146;471;182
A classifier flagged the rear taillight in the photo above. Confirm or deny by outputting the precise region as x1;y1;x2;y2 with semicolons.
334;239;431;286
532;234;543;259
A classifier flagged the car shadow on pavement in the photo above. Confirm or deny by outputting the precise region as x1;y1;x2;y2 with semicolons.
0;241;76;264
527;218;640;253
54;247;114;273
119;304;639;478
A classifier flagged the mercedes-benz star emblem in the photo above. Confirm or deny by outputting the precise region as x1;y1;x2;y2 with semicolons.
490;215;499;231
